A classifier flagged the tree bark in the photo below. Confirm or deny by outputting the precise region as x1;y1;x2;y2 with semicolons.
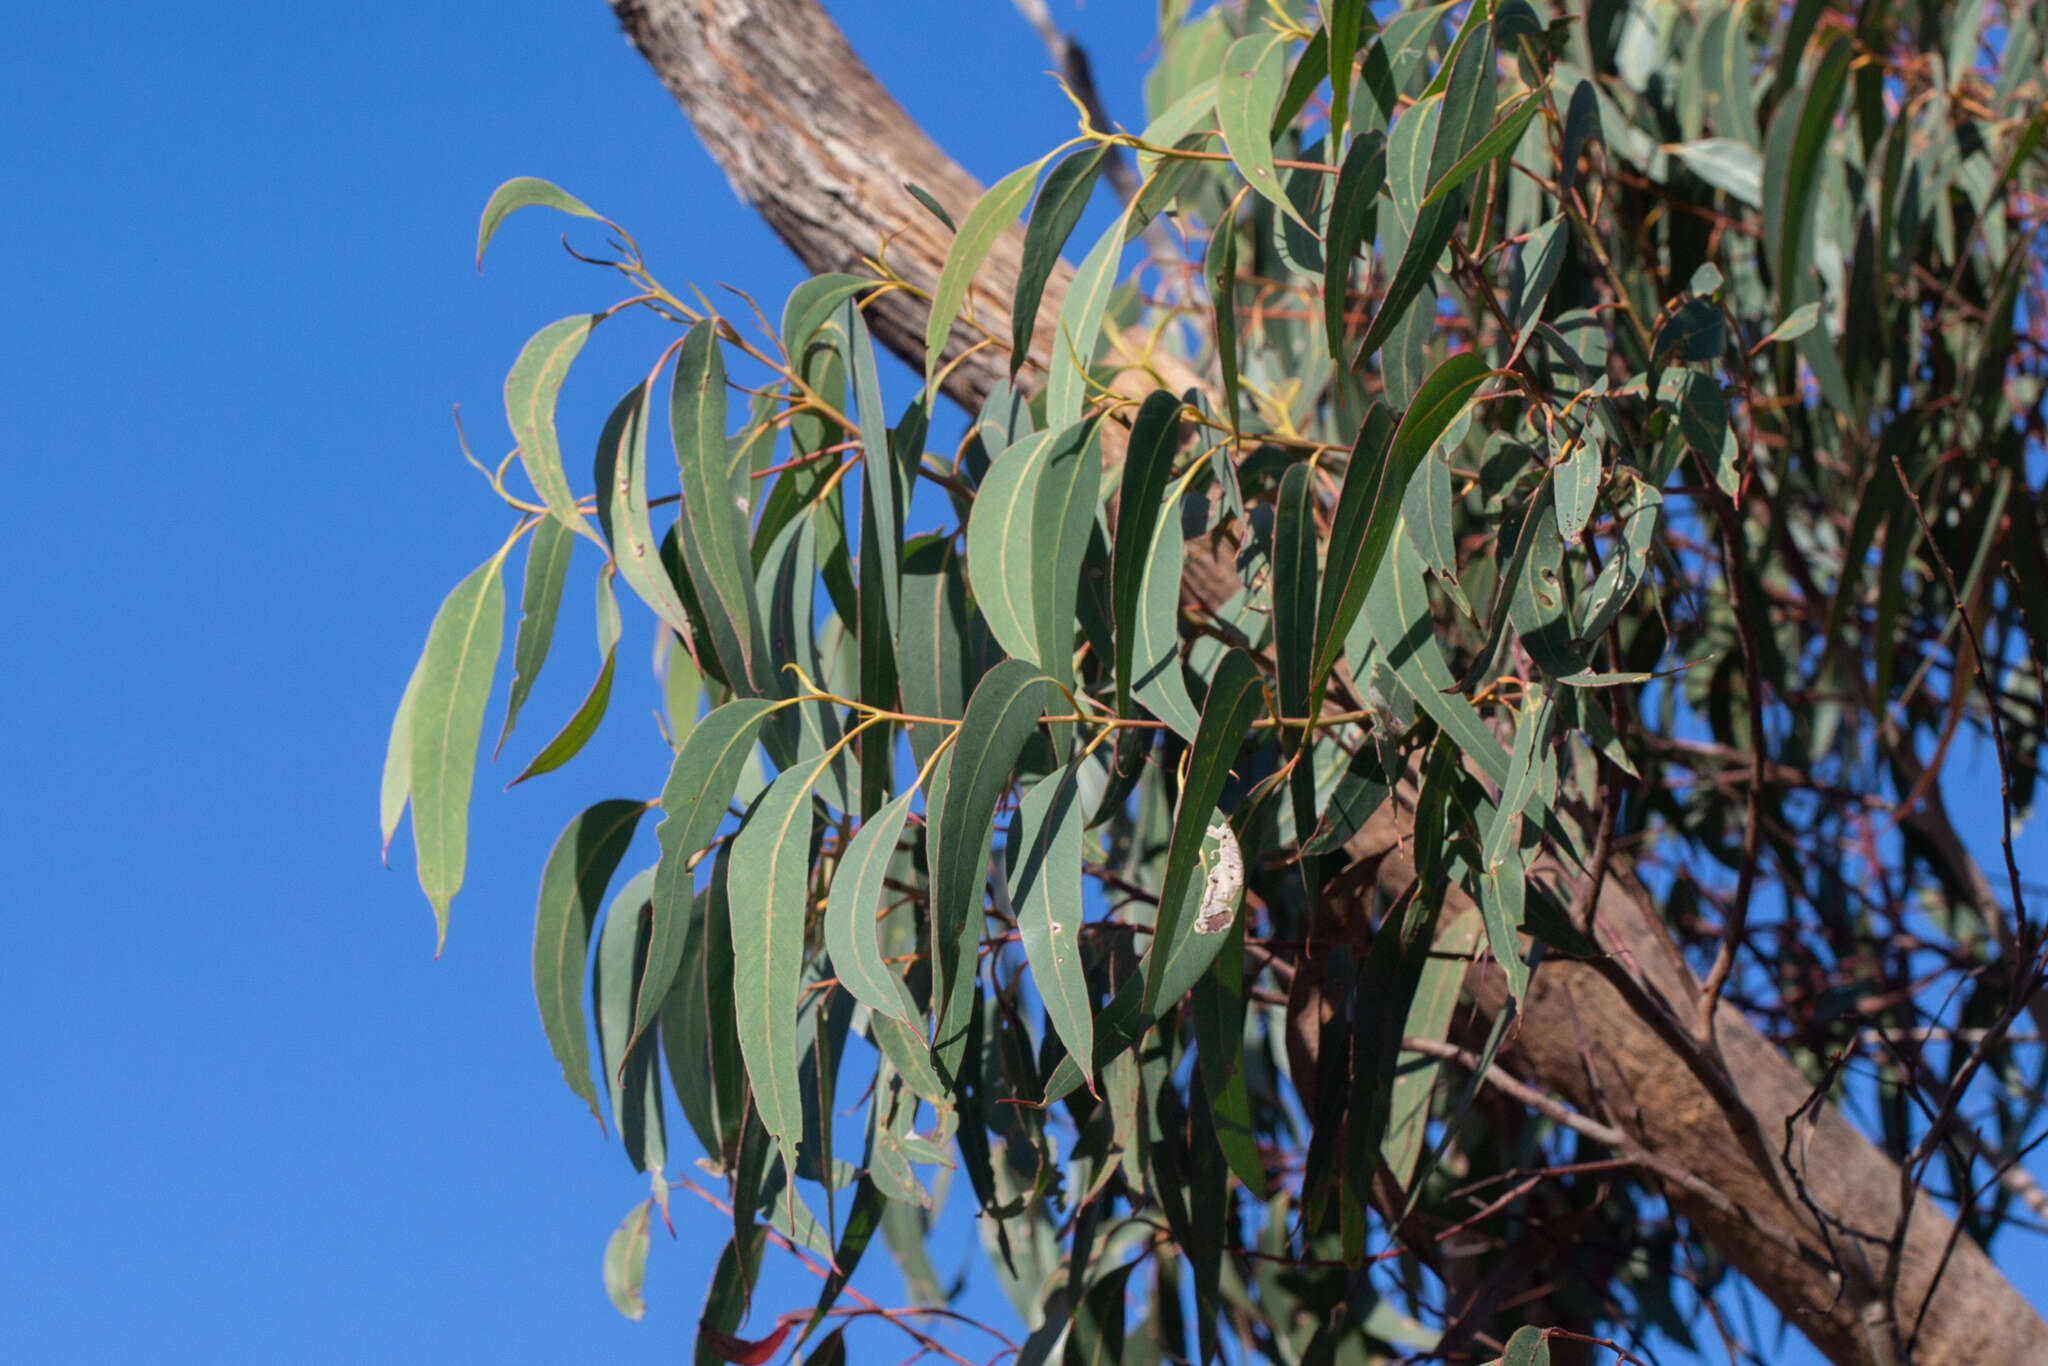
600;3;2045;1362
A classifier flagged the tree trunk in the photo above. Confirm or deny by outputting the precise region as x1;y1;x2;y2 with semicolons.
600;3;2045;1362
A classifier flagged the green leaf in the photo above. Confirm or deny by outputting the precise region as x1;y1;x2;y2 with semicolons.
968;427;1055;667
1132;493;1203;742
1652;297;1724;365
602;1198;652;1321
1326;0;1365;146
670;321;766;693
1218;33;1312;231
503;316;601;542
1031;421;1104;698
409;553;507;951
1013;145;1108;374
1362;532;1510;785
1577;476;1661;644
728;752;828;1172
1111;391;1184;719
1009;763;1094;1075
1273;461;1319;728
593;383;695;653
1760;300;1823;346
1324;130;1387;358
931;662;1055;1082
925;159;1046;397
899;536;980;772
1064;1258;1138;1366
824;789;922;1029
1384;914;1481;1186
1046;207;1133;428
1502;1324;1552;1366
1762;34;1851;324
1508;498;1586;679
1420;90;1543;208
1552;425;1600;542
497;516;574;758
593;867;666;1172
1204;209;1242;434
1144;650;1265;1014
508;574;618;787
1313;355;1489;687
1557;79;1602;200
475;176;603;270
904;181;956;232
639;699;780;1050
1303;741;1392;855
1667;138;1763;207
798;1178;887;1345
379;654;423;863
531;799;647;1125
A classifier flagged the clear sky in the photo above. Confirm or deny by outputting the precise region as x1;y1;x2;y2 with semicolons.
1;4;2036;1365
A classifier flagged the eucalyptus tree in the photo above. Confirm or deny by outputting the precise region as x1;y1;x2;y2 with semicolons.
380;2;2048;1362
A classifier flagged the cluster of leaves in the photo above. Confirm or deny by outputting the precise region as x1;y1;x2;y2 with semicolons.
381;0;2047;1361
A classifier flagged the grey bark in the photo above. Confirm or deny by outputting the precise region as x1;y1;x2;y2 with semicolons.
601;2;2046;1362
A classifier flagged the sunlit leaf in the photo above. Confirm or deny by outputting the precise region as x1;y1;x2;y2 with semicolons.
602;1198;652;1320
533;798;647;1126
670;321;765;693
497;516;574;758
476;176;604;270
409;553;507;949
380;654;423;862
1009;763;1094;1073
503;316;601;541
593;867;665;1172
824;789;922;1029
1045;208;1133;428
925;159;1046;397
1217;33;1311;231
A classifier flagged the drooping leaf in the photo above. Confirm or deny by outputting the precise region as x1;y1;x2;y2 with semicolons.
1313;355;1490;688
593;867;666;1172
503;316;601;541
930;662;1055;1082
1420;90;1544;208
603;1198;653;1320
1144;650;1265;1013
1273;461;1320;732
1009;763;1094;1074
637;699;780;1050
1762;34;1851;324
532;798;648;1125
1668;138;1764;207
728;752;828;1172
1324;130;1388;357
925;159;1046;397
1361;532;1510;785
1013;145;1108;373
1218;33;1312;231
497;516;574;758
1205;206;1242;435
671;321;766;694
1132;493;1202;743
476;176;604;269
824;789;922;1029
509;570;619;786
409;553;507;949
1045;208;1133;428
380;654;423;862
1111;391;1184;718
967;427;1056;668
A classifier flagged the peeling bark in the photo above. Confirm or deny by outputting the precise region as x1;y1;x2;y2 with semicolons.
600;2;2045;1361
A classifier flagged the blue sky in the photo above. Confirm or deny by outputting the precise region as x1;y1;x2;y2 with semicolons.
2;4;2038;1364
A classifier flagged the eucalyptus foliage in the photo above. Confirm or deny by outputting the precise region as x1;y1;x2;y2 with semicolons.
383;1;2048;1362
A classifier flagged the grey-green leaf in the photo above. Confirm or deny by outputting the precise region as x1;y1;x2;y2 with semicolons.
497;516;574;758
670;321;765;694
409;554;507;951
603;1198;653;1320
1111;391;1184;718
729;752;828;1171
925;159;1045;396
476;176;604;270
824;789;923;1029
503;316;601;541
532;801;647;1125
1010;764;1094;1074
1218;33;1313;231
380;654;423;862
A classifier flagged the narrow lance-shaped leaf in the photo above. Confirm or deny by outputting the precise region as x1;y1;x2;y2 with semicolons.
1217;33;1313;231
1030;419;1103;698
1132;493;1203;742
533;798;648;1126
1045;208;1133;429
1009;763;1094;1075
1323;131;1387;359
476;176;605;269
1326;0;1365;148
1762;34;1850;324
966;427;1055;667
1420;89;1545;208
1204;207;1242;434
1144;650;1265;1014
380;654;423;862
1273;461;1320;730
823;789;923;1029
510;569;621;786
1313;353;1490;688
728;752;828;1173
931;661;1055;1083
671;320;765;694
593;868;666;1173
503;316;603;543
497;515;573;758
635;697;781;1053
1359;532;1511;785
1012;145;1107;373
924;159;1046;398
409;552;507;951
1110;391;1184;719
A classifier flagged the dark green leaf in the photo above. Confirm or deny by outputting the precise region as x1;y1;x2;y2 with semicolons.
1205;210;1242;434
532;799;647;1125
497;516;574;758
1274;461;1320;730
1013;146;1108;374
1132;494;1202;742
1144;650;1264;1013
670;321;766;693
1112;391;1184;718
1324;131;1387;358
593;868;665;1172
